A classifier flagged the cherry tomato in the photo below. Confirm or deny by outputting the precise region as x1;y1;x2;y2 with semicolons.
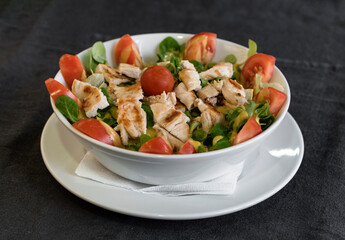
73;119;114;146
233;117;262;145
255;87;287;116
59;54;85;89
185;32;217;64
45;78;82;108
139;136;173;154
241;53;276;88
140;65;175;96
178;141;196;154
114;34;142;67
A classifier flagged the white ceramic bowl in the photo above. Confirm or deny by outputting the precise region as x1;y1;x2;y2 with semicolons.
51;33;290;185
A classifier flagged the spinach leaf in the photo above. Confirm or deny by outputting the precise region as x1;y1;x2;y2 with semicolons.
141;102;154;128
189;121;201;134
210;137;231;151
205;62;216;70
92;41;106;64
159;37;180;55
55;95;80;123
245;100;256;117
89;54;99;73
254;100;275;130
140;134;152;145
97;106;118;128
189;60;204;72
210;123;228;138
192;129;208;142
165;56;181;79
225;107;243;130
101;87;115;106
200;78;208;87
224;54;237;64
197;145;205;153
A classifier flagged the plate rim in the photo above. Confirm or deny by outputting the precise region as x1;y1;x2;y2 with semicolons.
40;112;304;220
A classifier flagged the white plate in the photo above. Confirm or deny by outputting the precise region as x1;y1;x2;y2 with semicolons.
40;112;304;220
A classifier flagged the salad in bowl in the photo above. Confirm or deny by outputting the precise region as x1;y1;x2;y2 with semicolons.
46;32;287;155
44;33;290;184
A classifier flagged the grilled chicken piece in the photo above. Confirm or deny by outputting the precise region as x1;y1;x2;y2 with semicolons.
108;82;143;101
118;63;142;79
96;64;132;84
195;98;225;133
212;79;224;92
197;85;219;106
199;62;233;80
83;88;109;118
222;78;247;106
72;80;96;101
150;102;190;142
179;68;201;91
72;80;109;118
174;82;197;110
175;101;186;113
153;124;184;151
114;98;147;145
144;91;177;107
180;60;196;71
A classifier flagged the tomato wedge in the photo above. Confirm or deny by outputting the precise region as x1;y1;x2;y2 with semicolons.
233;117;262;145
140;65;175;96
73;119;114;146
139;136;173;154
178;141;196;154
59;54;85;89
114;34;142;67
45;78;82;108
185;32;217;64
241;53;276;88
255;87;287;116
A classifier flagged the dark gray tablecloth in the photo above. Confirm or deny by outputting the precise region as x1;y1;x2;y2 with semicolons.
1;0;345;239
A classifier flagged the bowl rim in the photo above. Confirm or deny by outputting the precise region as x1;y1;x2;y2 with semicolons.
51;32;291;160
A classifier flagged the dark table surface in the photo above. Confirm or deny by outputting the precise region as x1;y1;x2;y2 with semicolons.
2;0;345;239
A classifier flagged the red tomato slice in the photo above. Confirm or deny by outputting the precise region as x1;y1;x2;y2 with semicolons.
114;34;142;67
139;136;173;154
255;87;287;116
234;117;262;145
73;119;114;146
45;78;82;108
185;32;217;64
241;53;276;88
59;54;85;89
178;141;197;154
140;65;175;96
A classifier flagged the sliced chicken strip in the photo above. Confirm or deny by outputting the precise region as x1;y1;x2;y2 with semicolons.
222;78;247;106
195;98;225;133
83;88;109;118
144;91;177;107
72;80;96;101
199;62;233;80
179;68;201;91
211;79;224;92
175;101;186;113
174;82;197;110
150;102;190;142
114;98;147;145
197;84;219;106
108;82;143;101
153;124;184;151
180;60;196;71
96;64;132;84
118;63;142;79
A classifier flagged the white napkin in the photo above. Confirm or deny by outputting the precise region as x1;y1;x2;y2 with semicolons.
75;152;244;196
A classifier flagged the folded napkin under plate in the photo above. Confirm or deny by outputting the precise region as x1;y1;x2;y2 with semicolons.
75;152;244;197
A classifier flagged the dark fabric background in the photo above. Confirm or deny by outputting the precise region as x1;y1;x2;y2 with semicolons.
1;0;345;239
